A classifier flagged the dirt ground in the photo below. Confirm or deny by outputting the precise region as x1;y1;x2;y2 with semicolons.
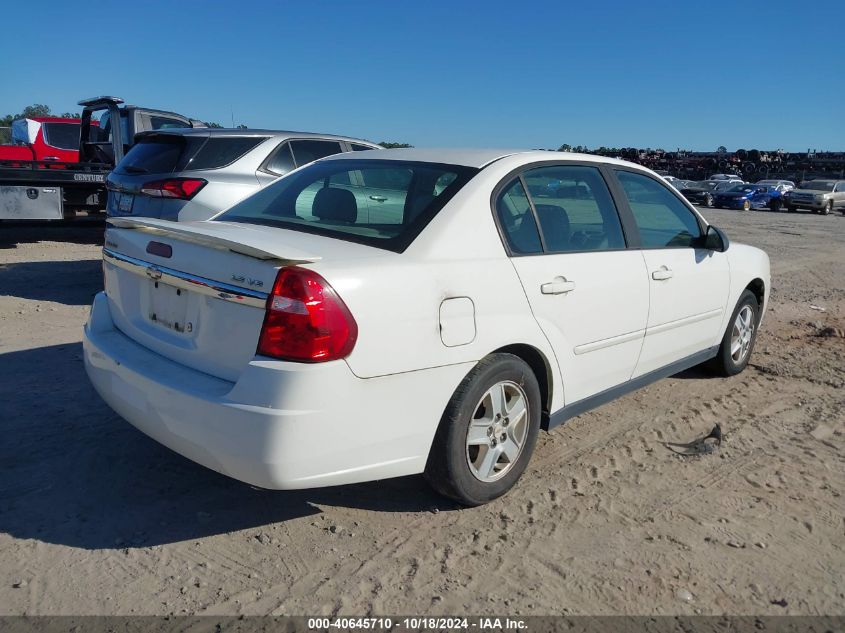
0;209;843;616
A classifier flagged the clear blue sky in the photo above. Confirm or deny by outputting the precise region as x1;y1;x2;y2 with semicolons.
1;1;842;151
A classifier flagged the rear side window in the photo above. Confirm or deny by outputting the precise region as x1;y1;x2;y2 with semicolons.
289;139;344;166
521;165;625;252
351;143;375;152
496;179;542;254
149;115;188;130
217;159;477;252
615;170;702;248
42;123;80;150
263;143;296;175
184;136;266;171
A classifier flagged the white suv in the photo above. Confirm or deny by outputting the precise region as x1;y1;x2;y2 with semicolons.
85;149;770;505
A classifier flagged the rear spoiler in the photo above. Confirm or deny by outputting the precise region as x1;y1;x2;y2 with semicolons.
107;217;321;263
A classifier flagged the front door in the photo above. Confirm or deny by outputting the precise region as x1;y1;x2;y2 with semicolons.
613;169;730;377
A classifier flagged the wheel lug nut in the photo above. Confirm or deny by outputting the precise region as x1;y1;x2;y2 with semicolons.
500;433;506;441
491;439;497;447
487;427;493;436
503;418;509;426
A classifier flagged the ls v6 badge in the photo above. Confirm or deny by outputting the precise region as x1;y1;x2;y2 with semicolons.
231;274;263;288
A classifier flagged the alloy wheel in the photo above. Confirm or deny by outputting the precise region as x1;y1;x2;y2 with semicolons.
465;381;530;482
730;305;755;363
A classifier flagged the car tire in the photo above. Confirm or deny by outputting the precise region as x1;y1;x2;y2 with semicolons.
424;353;542;506
705;194;714;208
787;205;796;213
708;289;759;377
741;200;751;211
821;200;833;216
770;198;782;212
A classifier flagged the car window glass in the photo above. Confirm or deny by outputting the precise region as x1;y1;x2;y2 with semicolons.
263;143;295;175
522;165;625;252
218;159;475;251
149;116;187;130
42;123;80;150
616;170;702;248
351;143;375;152
496;179;542;254
185;136;266;171
289;139;343;166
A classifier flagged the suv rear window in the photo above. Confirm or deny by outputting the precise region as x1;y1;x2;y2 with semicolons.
116;135;266;175
217;159;478;252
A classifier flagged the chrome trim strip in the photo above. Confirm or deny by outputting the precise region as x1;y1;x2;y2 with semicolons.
102;248;268;308
645;308;723;336
573;329;644;355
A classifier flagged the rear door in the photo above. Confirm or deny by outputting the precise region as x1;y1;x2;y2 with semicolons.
613;169;729;376
500;163;650;405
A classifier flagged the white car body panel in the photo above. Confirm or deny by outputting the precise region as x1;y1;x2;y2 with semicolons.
85;149;771;490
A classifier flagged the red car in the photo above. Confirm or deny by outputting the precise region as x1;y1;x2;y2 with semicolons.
0;116;97;164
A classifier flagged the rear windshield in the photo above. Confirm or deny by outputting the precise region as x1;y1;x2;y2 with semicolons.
217;159;478;252
42;122;81;150
115;135;266;175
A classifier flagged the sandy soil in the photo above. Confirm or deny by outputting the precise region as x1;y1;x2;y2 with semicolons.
0;209;842;616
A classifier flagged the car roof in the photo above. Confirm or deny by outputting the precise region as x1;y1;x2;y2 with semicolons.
318;148;640;169
136;127;377;145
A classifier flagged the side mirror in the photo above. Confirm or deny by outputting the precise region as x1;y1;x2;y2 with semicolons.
704;225;729;252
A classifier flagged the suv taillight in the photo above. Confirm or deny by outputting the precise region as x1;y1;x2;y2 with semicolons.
257;267;358;362
140;178;206;200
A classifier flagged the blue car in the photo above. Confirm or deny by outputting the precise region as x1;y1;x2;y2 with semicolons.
712;184;784;211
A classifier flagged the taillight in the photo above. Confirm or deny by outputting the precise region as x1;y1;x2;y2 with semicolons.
140;178;206;200
257;267;358;362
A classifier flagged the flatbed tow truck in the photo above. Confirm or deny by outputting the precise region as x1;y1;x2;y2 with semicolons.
0;96;202;221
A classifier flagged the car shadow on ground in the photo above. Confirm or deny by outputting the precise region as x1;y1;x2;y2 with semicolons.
0;259;103;305
0;342;452;551
0;219;105;250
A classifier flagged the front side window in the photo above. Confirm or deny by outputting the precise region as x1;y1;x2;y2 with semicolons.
615;170;702;248
521;165;626;252
217;159;477;252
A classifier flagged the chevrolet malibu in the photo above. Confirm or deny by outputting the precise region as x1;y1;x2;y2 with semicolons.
84;149;770;505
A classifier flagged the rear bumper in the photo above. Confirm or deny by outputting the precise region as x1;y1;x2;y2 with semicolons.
83;292;471;489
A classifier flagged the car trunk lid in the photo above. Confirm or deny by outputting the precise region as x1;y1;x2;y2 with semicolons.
102;218;379;382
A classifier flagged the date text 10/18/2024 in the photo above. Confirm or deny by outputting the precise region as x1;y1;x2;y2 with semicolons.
307;617;528;630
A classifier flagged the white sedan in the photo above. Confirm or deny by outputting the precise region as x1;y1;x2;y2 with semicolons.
84;149;770;505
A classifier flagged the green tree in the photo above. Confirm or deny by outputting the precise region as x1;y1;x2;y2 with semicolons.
59;112;81;119
717;145;727;153
205;121;223;128
379;142;413;149
558;143;572;152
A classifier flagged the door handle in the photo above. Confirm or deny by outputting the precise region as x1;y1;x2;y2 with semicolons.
369;195;387;202
651;266;674;281
541;277;576;295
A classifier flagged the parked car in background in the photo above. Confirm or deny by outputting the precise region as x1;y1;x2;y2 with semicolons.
677;180;719;207
0;117;97;164
786;179;845;215
709;173;744;183
105;129;380;221
713;183;785;211
85;148;769;506
756;179;795;192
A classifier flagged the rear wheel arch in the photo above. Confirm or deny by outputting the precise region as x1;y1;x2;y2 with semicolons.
491;343;553;425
